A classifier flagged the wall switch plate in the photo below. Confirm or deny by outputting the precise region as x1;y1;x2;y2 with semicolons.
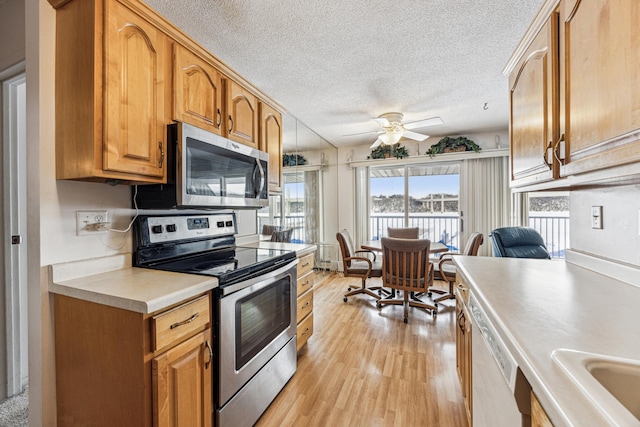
76;210;109;236
591;206;603;229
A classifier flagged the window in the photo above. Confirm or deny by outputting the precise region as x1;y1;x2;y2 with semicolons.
527;192;570;258
369;163;460;250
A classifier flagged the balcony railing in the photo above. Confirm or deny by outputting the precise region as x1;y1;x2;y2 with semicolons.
528;213;570;258
370;214;461;251
369;213;570;258
261;212;569;259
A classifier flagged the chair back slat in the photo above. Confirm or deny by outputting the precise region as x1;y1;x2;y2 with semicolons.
381;237;432;292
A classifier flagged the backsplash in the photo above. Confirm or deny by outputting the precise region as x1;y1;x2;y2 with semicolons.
570;184;640;267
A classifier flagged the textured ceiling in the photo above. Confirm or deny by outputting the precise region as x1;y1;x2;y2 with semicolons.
145;0;544;148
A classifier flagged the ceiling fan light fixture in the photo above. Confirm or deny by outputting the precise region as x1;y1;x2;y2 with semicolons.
379;131;403;145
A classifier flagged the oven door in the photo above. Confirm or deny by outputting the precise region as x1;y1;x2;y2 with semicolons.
217;259;297;407
177;122;268;208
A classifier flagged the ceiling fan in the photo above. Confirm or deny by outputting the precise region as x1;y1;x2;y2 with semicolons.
344;112;444;148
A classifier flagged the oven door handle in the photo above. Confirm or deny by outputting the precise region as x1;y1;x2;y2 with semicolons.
219;258;298;297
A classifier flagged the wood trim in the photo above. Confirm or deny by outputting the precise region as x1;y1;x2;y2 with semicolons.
503;0;561;75
47;0;73;9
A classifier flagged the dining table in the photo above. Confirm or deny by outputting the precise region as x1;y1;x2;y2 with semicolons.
361;239;449;254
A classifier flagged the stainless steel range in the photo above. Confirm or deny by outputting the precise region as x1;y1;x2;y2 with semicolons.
133;213;298;427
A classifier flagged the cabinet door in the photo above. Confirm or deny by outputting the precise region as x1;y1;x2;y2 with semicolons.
173;44;224;135
104;0;166;178
559;0;640;176
226;79;259;148
260;103;283;191
153;330;213;427
509;14;560;187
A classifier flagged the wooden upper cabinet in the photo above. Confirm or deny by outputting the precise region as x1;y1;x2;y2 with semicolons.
559;0;640;177
55;0;168;183
173;44;224;136
226;79;259;149
104;0;167;178
509;13;560;187
260;103;283;192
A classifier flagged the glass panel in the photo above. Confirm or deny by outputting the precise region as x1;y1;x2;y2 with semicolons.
186;137;263;198
235;277;291;369
528;192;570;258
369;166;405;239
408;164;460;251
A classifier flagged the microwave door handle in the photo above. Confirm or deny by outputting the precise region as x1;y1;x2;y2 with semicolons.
255;159;265;198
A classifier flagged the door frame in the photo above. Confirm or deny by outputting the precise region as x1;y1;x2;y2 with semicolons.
1;61;28;396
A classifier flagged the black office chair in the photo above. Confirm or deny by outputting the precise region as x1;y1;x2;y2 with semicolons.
489;226;551;259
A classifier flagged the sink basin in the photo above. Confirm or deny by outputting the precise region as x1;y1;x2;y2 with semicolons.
552;349;640;426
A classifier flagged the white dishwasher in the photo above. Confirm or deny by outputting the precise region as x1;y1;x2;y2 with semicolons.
469;291;531;427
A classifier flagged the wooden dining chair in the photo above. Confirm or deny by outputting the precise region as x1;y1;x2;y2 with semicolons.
377;237;437;323
387;227;420;239
270;229;292;242
431;232;484;303
336;229;383;302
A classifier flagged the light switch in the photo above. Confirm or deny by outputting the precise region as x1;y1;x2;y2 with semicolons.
591;206;602;229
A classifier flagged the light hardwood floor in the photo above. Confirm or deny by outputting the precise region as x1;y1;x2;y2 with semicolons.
256;274;469;427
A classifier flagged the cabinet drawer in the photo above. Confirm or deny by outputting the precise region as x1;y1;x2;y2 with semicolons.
296;289;313;324
297;270;314;297
152;294;210;352
296;312;313;351
297;253;314;278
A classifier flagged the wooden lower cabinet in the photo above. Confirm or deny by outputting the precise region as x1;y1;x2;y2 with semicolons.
296;251;315;351
531;391;554;427
153;330;213;427
455;287;472;426
54;292;213;427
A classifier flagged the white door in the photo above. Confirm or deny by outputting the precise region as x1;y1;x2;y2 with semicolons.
1;66;28;398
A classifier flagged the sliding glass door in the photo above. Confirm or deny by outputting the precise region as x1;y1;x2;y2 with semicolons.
369;163;460;250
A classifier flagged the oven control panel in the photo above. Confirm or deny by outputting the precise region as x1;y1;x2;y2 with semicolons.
144;214;236;243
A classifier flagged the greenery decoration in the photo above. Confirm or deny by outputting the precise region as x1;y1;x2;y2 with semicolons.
425;136;482;157
282;153;308;166
368;143;410;160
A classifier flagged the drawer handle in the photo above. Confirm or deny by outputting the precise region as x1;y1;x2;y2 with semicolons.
301;327;311;336
204;340;213;369
302;262;310;267
302;301;310;309
170;312;199;329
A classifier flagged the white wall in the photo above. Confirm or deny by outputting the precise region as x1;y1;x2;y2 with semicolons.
0;0;25;71
569;184;640;267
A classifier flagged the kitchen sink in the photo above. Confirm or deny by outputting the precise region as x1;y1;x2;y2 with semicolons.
551;349;640;426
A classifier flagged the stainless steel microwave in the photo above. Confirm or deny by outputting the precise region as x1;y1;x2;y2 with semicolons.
136;122;269;209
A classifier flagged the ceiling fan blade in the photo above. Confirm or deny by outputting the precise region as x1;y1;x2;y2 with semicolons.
373;117;391;127
403;116;443;130
370;138;383;148
342;130;382;137
402;131;429;141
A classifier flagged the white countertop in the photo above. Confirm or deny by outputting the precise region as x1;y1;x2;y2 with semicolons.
240;241;317;257
453;255;640;427
49;254;218;314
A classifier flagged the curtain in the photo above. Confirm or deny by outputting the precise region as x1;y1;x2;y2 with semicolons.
354;166;369;249
304;170;320;244
460;156;510;257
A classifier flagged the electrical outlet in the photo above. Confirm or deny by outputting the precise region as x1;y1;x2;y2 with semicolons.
591;206;602;229
76;210;109;236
